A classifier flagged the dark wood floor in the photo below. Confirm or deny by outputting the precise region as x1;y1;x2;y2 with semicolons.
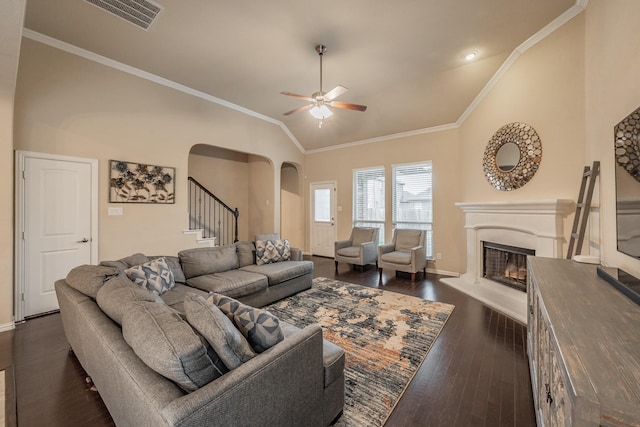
0;256;536;427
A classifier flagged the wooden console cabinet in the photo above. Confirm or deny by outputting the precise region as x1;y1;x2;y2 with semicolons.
527;257;640;427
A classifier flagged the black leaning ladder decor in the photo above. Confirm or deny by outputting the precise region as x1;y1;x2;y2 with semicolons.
566;161;600;259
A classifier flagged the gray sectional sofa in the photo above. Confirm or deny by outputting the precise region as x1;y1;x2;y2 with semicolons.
55;238;345;427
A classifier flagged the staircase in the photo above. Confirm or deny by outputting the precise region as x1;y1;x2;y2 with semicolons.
187;177;239;246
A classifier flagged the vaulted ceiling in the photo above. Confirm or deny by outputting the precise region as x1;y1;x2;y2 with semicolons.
23;0;580;152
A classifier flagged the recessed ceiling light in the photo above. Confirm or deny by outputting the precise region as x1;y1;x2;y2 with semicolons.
465;50;478;61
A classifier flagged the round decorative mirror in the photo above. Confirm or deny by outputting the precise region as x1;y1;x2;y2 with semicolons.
495;142;520;172
483;122;542;191
615;108;640;182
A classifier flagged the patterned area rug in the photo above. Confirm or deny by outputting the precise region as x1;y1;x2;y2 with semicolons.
265;277;455;427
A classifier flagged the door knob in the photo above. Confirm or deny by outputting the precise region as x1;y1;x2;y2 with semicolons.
77;238;89;243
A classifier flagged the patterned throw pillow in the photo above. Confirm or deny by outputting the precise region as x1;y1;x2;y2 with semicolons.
255;239;291;266
208;293;284;353
125;257;175;295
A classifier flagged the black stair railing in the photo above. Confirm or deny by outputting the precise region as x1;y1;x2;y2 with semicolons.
188;177;239;245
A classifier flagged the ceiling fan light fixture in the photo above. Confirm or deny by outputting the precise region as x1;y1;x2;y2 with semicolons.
309;104;333;119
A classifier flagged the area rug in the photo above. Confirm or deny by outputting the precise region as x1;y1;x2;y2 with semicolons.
265;277;455;427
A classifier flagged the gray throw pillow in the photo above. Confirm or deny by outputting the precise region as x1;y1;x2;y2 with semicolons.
122;301;223;392
65;264;120;299
255;239;291;266
96;275;161;326
235;241;256;268
125;257;175;295
208;293;284;353
184;293;256;370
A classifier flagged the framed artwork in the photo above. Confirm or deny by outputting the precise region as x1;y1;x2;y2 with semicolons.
109;160;175;203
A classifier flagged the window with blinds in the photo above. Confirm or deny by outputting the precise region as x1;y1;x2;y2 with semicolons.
392;162;433;258
353;167;385;244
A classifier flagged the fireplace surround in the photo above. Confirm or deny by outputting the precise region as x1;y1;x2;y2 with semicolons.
441;199;573;323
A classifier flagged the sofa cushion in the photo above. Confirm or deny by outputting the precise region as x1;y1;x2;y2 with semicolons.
255;239;291;265
184;293;256;370
186;270;268;298
395;230;422;251
160;283;209;315
208;293;284;353
235;241;256;268
122;301;224;392
240;260;313;286
336;246;361;258
281;322;345;388
352;228;376;246
149;255;186;283
125;257;175;295
380;250;411;265
65;264;120;299
100;253;150;271
96;275;161;325
178;246;239;279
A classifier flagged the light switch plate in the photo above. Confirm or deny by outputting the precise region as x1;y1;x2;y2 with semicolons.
108;207;123;216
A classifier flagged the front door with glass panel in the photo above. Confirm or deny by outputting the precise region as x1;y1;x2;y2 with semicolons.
310;182;336;257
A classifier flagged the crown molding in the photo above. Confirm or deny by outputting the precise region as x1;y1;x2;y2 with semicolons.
22;0;588;155
305;122;459;154
456;2;588;126
21;28;307;154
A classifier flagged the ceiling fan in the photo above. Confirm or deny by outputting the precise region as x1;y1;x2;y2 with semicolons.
281;45;367;127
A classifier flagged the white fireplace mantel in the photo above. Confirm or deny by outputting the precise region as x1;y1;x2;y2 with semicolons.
441;199;574;323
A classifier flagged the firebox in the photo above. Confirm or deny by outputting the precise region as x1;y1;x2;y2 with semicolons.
482;241;535;292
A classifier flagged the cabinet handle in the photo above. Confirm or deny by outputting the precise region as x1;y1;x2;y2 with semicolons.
529;304;534;315
544;383;553;404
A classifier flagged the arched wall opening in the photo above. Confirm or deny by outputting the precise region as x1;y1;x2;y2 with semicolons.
188;144;274;242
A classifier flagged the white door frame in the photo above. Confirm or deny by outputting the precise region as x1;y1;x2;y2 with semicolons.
14;151;99;322
309;181;337;257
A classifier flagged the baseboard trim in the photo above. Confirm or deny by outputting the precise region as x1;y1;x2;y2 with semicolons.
426;268;460;277
0;321;15;333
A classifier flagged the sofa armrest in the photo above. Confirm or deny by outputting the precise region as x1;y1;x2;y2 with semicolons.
410;245;427;269
361;242;378;260
334;240;352;251
162;325;326;427
377;243;395;257
290;247;303;261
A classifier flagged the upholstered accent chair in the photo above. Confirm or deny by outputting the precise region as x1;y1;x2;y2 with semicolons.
334;227;379;271
378;229;427;282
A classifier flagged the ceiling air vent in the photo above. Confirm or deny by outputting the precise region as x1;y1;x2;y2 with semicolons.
84;0;164;30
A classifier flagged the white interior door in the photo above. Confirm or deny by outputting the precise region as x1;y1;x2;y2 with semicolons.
16;152;98;319
310;182;336;257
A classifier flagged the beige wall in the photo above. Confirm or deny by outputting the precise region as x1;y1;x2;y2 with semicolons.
585;0;640;277
459;14;586;204
281;163;304;248
0;0;26;328
304;129;463;274
247;155;275;240
13;39;303;261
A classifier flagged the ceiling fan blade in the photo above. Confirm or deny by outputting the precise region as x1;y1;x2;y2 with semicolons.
324;85;348;101
281;91;315;102
328;101;367;112
283;104;314;116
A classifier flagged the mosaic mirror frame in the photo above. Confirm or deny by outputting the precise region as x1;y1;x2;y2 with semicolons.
482;122;542;191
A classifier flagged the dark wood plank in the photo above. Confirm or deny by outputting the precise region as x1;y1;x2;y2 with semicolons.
0;256;535;427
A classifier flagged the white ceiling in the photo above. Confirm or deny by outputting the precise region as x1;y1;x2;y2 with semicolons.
23;0;580;152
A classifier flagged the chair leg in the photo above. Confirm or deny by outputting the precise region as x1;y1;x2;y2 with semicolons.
335;261;338;271
378;268;383;280
411;272;416;282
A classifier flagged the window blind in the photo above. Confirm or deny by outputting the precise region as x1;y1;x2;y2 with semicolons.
353;167;385;244
392;162;433;258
